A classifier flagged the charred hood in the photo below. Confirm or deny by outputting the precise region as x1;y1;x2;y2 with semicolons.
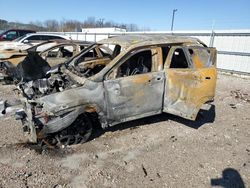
15;52;51;82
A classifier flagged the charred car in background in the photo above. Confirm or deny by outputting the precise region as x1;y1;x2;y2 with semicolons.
15;35;217;146
0;40;95;82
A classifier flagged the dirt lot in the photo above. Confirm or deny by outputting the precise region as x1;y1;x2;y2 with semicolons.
0;73;249;188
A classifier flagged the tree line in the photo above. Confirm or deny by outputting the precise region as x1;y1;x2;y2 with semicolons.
0;17;150;32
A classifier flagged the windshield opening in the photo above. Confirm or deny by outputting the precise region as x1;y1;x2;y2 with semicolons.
65;43;123;79
0;30;6;36
13;34;27;42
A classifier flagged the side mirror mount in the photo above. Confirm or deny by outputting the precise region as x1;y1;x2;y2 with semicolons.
23;39;29;43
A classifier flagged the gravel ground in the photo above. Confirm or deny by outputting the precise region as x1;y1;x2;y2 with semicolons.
0;73;249;188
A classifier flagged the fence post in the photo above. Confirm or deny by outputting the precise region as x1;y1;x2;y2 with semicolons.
209;30;215;47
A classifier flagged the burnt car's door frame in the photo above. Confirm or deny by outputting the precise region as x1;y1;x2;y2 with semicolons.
103;46;165;126
163;45;217;120
74;45;113;69
40;43;79;57
40;43;79;66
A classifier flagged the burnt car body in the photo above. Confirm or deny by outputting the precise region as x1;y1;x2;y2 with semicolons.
15;35;217;145
0;40;94;81
0;40;89;66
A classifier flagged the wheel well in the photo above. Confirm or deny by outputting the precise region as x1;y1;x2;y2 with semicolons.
85;112;102;129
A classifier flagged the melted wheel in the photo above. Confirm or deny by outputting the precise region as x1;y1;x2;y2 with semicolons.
42;114;93;147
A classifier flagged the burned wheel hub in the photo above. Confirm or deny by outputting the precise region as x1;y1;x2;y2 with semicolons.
43;114;93;147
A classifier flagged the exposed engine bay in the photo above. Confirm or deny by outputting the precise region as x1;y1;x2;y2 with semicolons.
18;59;107;99
11;43;114;147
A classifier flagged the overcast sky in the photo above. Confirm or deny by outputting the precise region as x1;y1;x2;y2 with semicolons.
1;0;250;31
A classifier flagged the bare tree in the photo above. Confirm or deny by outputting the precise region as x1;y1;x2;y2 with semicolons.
83;17;96;28
126;24;139;31
44;20;59;31
97;18;105;27
0;17;150;32
0;19;8;30
61;20;82;32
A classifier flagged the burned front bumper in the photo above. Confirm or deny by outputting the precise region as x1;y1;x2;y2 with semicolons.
15;99;82;143
15;101;37;143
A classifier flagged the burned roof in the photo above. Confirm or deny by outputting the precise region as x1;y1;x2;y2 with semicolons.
99;34;205;49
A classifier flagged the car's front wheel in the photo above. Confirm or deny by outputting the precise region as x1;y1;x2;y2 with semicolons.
43;113;93;147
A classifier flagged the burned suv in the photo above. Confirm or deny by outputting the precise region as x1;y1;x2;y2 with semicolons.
15;35;217;146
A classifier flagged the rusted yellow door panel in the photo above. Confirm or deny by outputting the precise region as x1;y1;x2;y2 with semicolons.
164;67;217;120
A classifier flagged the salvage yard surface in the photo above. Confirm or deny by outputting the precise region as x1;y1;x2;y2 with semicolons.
0;73;249;188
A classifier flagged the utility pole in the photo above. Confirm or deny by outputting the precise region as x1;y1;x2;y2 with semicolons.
171;9;178;31
98;18;105;28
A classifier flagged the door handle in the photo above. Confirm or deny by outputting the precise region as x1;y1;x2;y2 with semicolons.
205;77;211;80
156;77;161;81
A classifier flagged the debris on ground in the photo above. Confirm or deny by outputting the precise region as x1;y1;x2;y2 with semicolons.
141;164;148;177
231;90;250;103
0;74;249;187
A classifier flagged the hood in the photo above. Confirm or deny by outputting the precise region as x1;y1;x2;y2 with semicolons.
37;86;88;114
14;52;51;81
0;49;26;59
0;41;18;50
36;79;103;114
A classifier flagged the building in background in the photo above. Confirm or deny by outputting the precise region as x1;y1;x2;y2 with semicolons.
82;27;126;33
